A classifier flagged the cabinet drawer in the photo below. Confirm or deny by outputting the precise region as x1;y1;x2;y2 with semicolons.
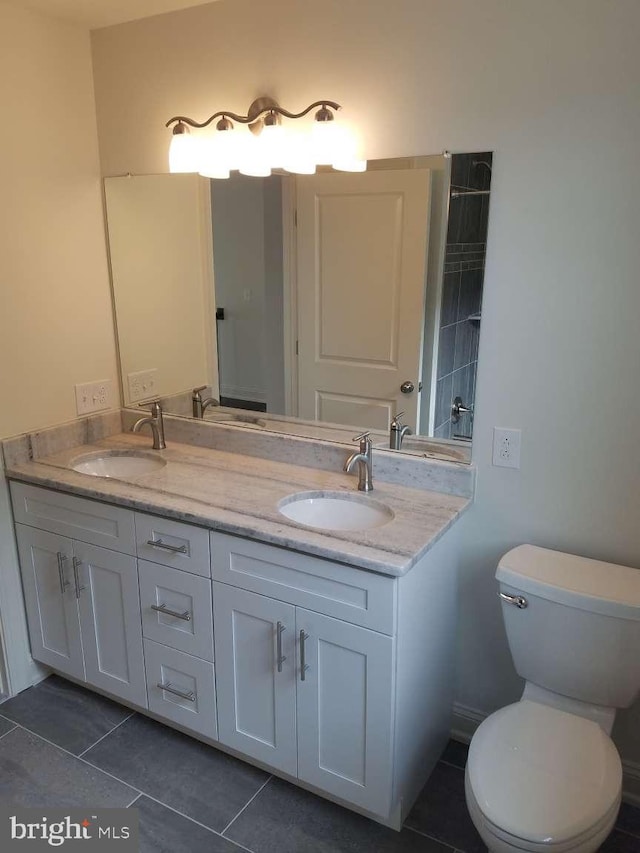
135;513;210;577
139;561;214;662
10;482;135;555
211;533;396;634
144;639;217;741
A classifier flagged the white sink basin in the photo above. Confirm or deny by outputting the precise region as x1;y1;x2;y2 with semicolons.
72;451;166;478
278;491;393;531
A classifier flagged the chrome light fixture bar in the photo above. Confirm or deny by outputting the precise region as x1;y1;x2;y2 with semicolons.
166;96;366;177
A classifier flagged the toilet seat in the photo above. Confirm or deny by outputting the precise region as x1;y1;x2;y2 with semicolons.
466;771;620;853
466;700;622;848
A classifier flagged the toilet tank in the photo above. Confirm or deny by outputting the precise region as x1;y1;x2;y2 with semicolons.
497;545;640;709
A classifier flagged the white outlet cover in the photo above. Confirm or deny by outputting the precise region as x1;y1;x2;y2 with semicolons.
492;427;522;469
75;379;114;416
128;368;158;403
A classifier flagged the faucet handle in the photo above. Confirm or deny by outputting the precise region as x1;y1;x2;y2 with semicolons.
139;399;162;415
352;431;372;453
391;411;405;427
192;385;207;395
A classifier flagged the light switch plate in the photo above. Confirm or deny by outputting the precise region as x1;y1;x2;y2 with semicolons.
75;379;114;415
128;368;158;403
492;427;521;469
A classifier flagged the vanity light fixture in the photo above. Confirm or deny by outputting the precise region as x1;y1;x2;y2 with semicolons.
166;96;366;178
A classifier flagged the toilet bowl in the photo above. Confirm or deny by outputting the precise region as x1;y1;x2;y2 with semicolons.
464;545;640;853
465;700;621;853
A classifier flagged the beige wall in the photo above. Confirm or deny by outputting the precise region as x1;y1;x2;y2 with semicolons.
0;1;118;691
105;174;215;405
0;2;117;437
91;0;640;772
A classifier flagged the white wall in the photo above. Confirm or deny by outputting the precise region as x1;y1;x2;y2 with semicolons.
0;1;118;692
91;0;640;768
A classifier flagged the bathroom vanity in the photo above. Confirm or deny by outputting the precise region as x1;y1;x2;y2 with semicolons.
3;414;471;829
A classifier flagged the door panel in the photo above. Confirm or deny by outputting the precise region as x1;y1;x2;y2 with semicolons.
75;541;147;707
15;525;84;680
296;608;394;816
296;169;431;430
213;583;297;775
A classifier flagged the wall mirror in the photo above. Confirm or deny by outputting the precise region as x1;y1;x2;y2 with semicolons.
105;152;492;463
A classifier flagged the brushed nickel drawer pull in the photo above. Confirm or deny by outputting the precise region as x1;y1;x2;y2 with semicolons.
151;603;192;621
276;621;287;673
56;552;70;595
300;630;310;681
146;538;188;554
72;556;86;598
157;681;196;702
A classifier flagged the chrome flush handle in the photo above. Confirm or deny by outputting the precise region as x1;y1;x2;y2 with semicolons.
498;591;528;609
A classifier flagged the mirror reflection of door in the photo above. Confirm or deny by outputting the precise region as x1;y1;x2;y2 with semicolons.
210;169;431;432
296;170;431;431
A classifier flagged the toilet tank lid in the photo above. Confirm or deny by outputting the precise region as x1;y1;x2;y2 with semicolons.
496;545;640;620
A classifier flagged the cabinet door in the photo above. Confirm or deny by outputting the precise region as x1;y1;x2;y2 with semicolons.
74;541;147;708
296;609;394;816
15;525;85;681
213;583;297;775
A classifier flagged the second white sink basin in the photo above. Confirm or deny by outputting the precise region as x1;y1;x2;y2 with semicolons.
72;451;166;478
278;491;393;531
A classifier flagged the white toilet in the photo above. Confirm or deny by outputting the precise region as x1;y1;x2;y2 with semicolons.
465;544;640;853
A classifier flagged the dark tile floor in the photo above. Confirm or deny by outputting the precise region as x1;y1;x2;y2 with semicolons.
0;675;638;853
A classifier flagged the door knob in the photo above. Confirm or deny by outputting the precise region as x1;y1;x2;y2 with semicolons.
400;381;415;394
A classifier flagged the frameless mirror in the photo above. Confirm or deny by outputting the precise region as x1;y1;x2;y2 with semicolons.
105;152;492;462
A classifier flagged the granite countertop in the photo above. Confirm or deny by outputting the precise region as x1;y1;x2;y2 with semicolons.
5;432;471;576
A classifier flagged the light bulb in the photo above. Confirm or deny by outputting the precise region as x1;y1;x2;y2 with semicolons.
238;131;272;177
168;124;199;173
312;119;344;165
282;125;316;175
199;127;236;179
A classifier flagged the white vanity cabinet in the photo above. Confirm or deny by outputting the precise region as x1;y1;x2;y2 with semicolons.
10;481;458;830
14;521;147;707
212;533;397;818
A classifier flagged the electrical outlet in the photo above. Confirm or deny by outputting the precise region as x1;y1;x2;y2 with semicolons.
492;427;522;469
75;379;114;415
128;368;158;403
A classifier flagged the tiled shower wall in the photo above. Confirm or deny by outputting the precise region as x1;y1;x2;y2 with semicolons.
433;152;492;440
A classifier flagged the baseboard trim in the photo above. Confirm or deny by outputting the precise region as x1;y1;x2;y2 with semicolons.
452;702;640;806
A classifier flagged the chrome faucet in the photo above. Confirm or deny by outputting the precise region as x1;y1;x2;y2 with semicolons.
192;385;220;419
132;401;166;450
389;411;412;450
344;431;374;492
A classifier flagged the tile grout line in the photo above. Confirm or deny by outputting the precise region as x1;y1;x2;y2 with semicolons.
8;719;259;852
0;723;17;741
615;826;640;841
126;793;142;809
78;712;137;758
220;775;273;837
133;791;255;853
9;722;143;799
438;758;466;771
403;823;458;851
